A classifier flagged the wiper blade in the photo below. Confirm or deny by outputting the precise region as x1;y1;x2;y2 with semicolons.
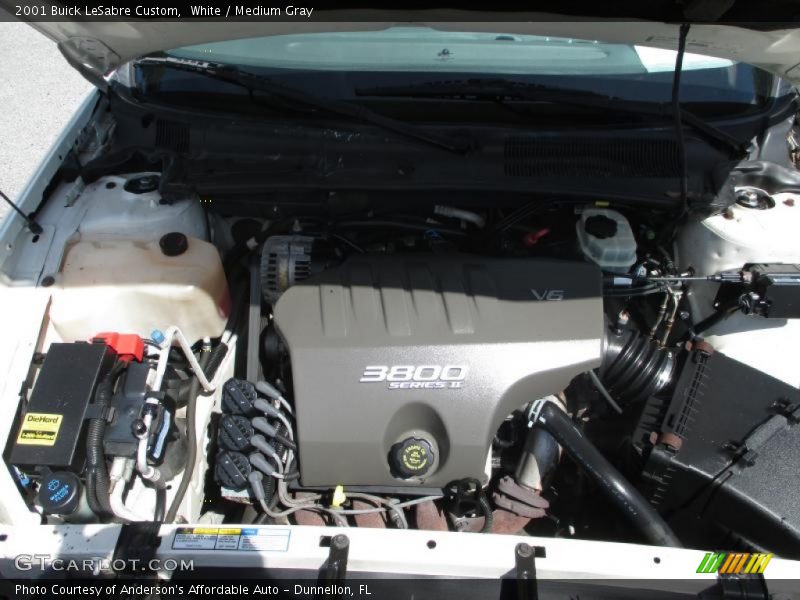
358;78;613;102
135;57;469;154
357;79;745;156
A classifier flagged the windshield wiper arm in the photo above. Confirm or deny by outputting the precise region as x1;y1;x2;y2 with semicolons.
135;57;470;154
356;79;746;156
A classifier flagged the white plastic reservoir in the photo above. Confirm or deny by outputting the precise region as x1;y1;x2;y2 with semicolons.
576;209;637;272
78;173;207;241
50;235;230;344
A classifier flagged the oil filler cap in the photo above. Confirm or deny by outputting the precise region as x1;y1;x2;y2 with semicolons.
38;471;81;515
390;437;434;479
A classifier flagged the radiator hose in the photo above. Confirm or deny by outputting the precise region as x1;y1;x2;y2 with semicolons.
529;400;681;548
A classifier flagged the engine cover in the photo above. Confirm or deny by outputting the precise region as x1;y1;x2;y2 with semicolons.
274;256;603;488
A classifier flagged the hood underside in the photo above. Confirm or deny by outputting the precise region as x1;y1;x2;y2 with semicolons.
9;11;800;86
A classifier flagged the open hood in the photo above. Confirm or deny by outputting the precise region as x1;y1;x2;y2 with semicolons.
8;10;800;87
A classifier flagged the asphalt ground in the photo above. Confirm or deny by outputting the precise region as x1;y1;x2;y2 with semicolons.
0;21;92;222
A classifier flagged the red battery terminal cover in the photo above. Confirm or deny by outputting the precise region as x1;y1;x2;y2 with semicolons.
523;228;551;247
91;332;145;363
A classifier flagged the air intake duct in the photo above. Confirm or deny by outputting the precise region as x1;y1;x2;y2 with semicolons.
601;323;675;402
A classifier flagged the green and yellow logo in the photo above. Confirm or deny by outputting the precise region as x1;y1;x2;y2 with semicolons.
696;552;773;574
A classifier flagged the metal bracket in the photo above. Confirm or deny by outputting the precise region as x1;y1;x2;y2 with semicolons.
515;543;545;600
446;478;485;519
717;574;769;600
321;534;350;583
112;521;162;577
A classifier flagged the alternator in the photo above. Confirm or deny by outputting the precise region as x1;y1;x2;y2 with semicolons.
260;235;316;304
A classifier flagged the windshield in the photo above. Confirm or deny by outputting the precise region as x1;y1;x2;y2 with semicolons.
170;27;739;75
161;27;767;108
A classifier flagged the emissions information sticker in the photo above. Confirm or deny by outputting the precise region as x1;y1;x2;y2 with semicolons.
16;412;63;446
172;527;290;552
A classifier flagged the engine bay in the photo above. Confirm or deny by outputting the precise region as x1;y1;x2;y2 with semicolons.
2;93;800;560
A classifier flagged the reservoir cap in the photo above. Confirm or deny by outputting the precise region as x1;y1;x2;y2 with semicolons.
159;232;188;257
38;471;81;515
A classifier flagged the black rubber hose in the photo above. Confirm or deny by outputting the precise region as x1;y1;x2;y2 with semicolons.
85;471;103;517
204;342;230;387
154;488;167;522
516;427;560;491
85;361;125;518
273;434;297;451
164;342;228;523
478;494;493;533
602;327;674;402
263;424;289;511
532;402;681;548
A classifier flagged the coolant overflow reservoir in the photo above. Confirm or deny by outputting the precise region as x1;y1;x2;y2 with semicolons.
50;235;230;343
576;208;637;272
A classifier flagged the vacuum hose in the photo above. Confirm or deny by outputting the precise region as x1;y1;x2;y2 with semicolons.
530;400;681;548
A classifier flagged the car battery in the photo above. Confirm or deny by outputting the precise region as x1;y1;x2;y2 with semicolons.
9;342;116;472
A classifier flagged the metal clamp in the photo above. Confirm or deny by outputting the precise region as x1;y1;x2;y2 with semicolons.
526;395;561;429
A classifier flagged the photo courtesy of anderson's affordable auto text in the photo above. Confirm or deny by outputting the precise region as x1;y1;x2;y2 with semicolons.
1;1;800;598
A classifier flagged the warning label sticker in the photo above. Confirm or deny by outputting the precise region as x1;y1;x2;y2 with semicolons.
172;527;290;552
16;413;63;446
